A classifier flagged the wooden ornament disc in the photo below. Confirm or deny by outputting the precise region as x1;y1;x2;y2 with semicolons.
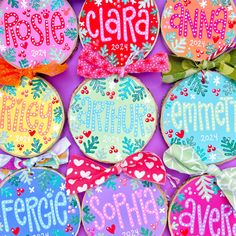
68;75;157;163
0;76;65;158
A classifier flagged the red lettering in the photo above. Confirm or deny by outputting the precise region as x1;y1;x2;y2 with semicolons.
3;12;66;47
16;20;31;41
51;12;65;45
31;14;44;46
4;12;18;47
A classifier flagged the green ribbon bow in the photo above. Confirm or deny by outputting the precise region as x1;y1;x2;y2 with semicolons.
164;144;236;211
163;50;236;83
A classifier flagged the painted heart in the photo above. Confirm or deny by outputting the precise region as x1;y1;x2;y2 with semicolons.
180;228;189;236
20;42;28;49
95;176;105;185
80;170;91;179
83;130;91;138
28;130;36;136
67;168;73;175
16;99;23;105
91;164;100;170
68;179;76;185
176;130;184;138
73;159;84;167
153;174;163;183
133;153;143;161
11;227;20;235
213;36;219;43
134;170;145;179
145;162;154;169
106;224;116;234
77;184;87;192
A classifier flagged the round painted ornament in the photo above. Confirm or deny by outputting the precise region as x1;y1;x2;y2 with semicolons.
82;173;167;236
78;0;160;67
0;167;81;236
161;0;236;61
169;175;236;236
68;75;157;163
161;71;236;165
0;0;78;68
0;76;65;158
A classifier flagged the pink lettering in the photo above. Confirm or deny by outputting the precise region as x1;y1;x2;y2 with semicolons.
170;3;227;39
85;6;150;43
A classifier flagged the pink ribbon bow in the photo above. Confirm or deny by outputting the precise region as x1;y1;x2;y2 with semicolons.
66;152;166;195
77;44;169;78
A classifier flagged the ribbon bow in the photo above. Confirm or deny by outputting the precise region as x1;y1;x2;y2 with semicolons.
0;137;71;182
163;45;236;83
163;144;236;211
0;58;68;86
66;152;166;194
77;44;169;78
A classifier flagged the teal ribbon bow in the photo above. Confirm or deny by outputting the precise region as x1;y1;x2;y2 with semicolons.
163;50;236;83
163;144;236;211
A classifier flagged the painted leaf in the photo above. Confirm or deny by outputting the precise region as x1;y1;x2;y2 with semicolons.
171;202;184;213
49;48;66;63
51;0;64;10
186;73;209;96
138;0;154;9
65;28;78;40
118;77;138;100
163;7;173;18
7;0;19;8
2;85;17;96
0;187;13;197
103;176;117;190
89;79;106;96
195;176;214;202
53;107;63;124
221;137;236;156
83;136;99;154
2;48;16;62
19;58;29;68
19;170;33;185
4;141;15;152
30;0;40;10
31;138;43;154
171;38;186;53
8;176;20;186
83;205;95;223
31;79;47;99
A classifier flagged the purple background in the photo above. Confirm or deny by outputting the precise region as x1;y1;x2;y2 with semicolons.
2;0;235;235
